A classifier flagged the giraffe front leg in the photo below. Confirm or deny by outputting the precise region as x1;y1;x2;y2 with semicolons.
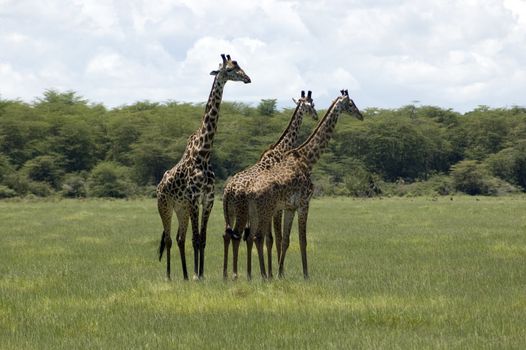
273;211;283;267
232;235;241;280
265;221;274;279
198;192;214;279
189;202;200;281
246;233;253;280
298;205;310;279
278;209;295;279
231;206;248;280
255;225;268;279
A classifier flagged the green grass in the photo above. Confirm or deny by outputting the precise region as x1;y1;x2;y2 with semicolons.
1;196;525;349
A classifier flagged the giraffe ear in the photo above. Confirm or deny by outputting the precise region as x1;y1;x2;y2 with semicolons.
210;70;219;76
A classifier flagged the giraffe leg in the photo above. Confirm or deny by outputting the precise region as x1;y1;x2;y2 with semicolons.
231;207;247;280
189;202;200;281
198;193;214;279
278;209;295;279
223;229;231;280
298;205;310;279
255;226;267;279
265;221;274;279
174;206;189;280
232;235;241;280
246;233;253;280
273;211;283;267
157;197;174;280
223;194;236;280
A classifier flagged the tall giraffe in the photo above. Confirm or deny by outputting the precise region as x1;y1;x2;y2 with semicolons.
246;90;363;279
157;54;251;280
222;91;318;279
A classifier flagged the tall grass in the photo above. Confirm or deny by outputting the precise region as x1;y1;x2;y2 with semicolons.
1;196;525;349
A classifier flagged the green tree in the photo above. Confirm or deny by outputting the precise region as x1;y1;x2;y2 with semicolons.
257;99;277;116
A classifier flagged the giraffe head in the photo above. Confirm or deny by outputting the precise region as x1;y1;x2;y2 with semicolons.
292;90;318;120
210;54;251;84
338;89;363;120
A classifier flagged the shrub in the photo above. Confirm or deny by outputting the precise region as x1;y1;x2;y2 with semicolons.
3;172;30;196
485;142;526;191
451;160;490;195
88;162;136;198
344;169;383;197
62;173;88;198
0;185;16;198
0;154;14;183
27;181;54;197
451;160;517;195
386;174;453;197
21;155;64;189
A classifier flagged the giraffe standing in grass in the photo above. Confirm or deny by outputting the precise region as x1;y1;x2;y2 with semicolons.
157;54;251;280
247;90;363;279
222;91;317;279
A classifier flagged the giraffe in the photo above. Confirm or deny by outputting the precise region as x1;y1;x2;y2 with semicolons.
157;54;251;280
246;90;363;279
222;91;318;279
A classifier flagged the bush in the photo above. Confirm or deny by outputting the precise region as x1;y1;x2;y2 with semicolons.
62;173;88;198
27;181;54;197
451;160;517;195
0;185;16;198
0;154;14;183
3;172;30;196
344;169;383;197
88;162;136;198
485;142;526;191
21;155;64;189
386;174;453;197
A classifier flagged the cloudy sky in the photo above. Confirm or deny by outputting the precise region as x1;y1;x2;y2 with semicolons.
1;0;525;112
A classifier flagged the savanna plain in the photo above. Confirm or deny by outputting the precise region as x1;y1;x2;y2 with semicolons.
1;196;525;349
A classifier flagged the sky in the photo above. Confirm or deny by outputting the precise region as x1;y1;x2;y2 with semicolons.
0;0;525;112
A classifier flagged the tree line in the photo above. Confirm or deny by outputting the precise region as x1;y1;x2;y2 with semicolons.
0;90;525;198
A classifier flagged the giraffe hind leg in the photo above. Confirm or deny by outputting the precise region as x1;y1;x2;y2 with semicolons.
158;231;166;261
243;227;251;241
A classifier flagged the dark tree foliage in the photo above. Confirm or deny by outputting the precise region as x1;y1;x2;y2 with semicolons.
0;91;524;197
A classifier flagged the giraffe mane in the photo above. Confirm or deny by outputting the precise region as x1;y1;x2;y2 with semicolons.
259;100;303;159
291;96;340;155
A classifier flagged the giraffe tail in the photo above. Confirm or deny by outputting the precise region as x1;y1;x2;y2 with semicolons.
158;231;166;261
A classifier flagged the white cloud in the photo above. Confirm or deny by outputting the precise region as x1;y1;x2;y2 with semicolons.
0;0;524;111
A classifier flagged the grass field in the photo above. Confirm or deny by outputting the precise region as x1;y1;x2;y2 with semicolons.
1;196;525;349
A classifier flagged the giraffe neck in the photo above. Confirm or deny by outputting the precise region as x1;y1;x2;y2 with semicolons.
195;74;227;155
259;103;305;163
295;98;343;168
269;102;308;154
